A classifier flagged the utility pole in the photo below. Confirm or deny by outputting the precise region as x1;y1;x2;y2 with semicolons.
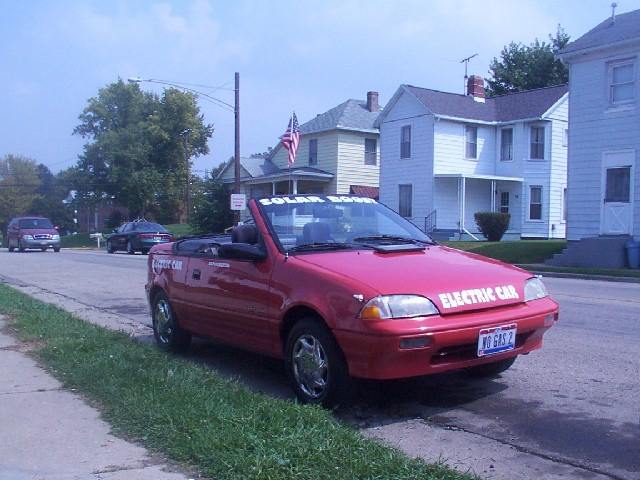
181;128;192;223
234;72;241;224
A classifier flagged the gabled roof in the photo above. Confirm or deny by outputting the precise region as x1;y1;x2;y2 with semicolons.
378;84;568;125
560;9;640;56
300;99;380;135
216;157;333;183
217;156;279;181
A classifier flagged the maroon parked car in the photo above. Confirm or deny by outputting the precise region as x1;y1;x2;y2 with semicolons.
6;217;61;252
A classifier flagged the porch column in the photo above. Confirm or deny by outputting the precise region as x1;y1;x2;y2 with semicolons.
459;177;466;233
272;182;276;195
292;179;298;194
491;180;496;212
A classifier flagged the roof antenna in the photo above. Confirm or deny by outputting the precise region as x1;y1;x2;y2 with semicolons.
611;2;618;24
460;53;478;94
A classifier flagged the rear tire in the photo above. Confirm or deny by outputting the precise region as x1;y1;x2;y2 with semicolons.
467;356;517;378
40;247;47;252
152;291;191;353
18;241;25;252
53;247;60;252
285;318;352;408
8;245;14;252
142;248;150;255
126;240;135;255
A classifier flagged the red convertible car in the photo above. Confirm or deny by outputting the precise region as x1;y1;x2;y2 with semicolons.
146;195;558;406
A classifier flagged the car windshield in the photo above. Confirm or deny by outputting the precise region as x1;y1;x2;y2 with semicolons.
18;218;54;229
132;223;167;232
257;195;433;252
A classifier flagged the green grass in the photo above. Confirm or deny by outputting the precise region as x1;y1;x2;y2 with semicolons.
165;223;194;238
0;284;471;480
518;264;640;278
442;240;567;264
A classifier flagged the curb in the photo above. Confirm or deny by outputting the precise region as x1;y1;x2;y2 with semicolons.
525;270;640;284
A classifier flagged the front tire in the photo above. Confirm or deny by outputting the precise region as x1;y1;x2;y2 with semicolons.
18;241;25;252
467;356;517;378
152;291;191;353
285;318;352;407
53;247;60;252
107;240;115;254
8;245;14;252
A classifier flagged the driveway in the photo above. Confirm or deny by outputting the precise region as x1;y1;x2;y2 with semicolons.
0;249;638;480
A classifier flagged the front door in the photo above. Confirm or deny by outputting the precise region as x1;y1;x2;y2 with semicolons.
601;150;635;235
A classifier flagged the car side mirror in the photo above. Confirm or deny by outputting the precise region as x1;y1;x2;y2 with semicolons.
218;243;267;262
112;229;118;233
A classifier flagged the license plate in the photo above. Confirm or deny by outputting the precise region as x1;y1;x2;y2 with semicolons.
154;237;162;241
477;324;516;357
40;242;47;245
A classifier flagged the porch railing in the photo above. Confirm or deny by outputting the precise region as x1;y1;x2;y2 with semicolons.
423;209;437;233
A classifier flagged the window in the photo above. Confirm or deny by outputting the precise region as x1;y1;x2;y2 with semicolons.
499;192;510;214
530;126;545;159
398;184;412;217
605;167;631;202
465;125;478;159
609;61;635;105
400;126;411;158
364;138;377;165
529;186;543;220
500;128;513;161
562;187;567;222
563;128;568;147
308;139;318;165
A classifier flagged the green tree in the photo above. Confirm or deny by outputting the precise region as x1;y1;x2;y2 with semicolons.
29;165;75;233
0;154;42;236
73;79;214;221
190;163;233;234
486;26;570;96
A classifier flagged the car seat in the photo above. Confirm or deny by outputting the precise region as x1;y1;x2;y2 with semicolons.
231;224;259;244
302;222;332;244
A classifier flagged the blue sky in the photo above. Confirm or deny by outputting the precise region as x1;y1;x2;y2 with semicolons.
2;0;639;175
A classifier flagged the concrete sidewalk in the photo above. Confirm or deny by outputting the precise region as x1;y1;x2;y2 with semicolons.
0;316;192;480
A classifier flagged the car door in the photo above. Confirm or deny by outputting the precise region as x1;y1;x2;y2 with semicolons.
116;223;132;249
185;239;280;356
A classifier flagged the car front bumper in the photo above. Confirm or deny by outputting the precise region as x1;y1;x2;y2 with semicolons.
334;298;559;380
20;238;60;249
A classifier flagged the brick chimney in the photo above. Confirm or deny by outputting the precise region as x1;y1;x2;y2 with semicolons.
467;75;485;102
366;91;380;112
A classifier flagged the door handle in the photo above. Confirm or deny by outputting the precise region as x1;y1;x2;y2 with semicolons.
192;269;201;280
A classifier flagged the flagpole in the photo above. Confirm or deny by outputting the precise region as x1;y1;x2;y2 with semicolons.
288;111;293;194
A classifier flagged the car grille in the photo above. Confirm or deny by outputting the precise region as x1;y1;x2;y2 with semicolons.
34;234;52;240
430;331;533;365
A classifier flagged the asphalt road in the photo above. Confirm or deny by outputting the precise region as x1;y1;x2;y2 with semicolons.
0;249;638;480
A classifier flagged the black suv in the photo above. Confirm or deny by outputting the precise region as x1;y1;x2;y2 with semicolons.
107;221;172;255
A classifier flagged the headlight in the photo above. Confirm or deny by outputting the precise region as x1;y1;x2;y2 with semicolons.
22;234;33;240
360;295;439;320
52;234;60;240
524;277;548;302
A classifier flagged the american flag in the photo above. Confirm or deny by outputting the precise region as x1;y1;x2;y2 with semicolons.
280;112;300;166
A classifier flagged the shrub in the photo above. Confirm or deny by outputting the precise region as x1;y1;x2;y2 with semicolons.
474;211;510;241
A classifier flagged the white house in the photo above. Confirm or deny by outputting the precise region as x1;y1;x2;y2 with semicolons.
376;77;568;240
218;92;381;200
551;8;640;268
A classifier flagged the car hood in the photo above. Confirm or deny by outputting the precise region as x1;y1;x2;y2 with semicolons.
294;245;534;314
19;228;58;236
